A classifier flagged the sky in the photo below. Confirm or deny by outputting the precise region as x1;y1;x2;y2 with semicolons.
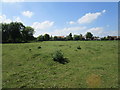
0;1;118;37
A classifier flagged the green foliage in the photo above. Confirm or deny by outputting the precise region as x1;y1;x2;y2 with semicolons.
54;36;58;41
22;26;34;42
53;36;65;41
1;22;34;43
86;32;93;40
50;35;53;40
44;34;50;41
79;34;83;40
2;22;24;42
74;35;80;40
37;35;44;41
69;33;72;37
73;34;84;41
52;50;68;64
73;34;83;40
52;50;64;62
101;37;109;40
66;33;73;40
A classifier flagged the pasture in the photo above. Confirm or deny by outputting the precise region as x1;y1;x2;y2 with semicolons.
2;41;118;88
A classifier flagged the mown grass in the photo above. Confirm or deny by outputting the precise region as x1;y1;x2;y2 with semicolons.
2;41;118;88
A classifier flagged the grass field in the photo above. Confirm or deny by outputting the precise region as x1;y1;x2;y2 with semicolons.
2;41;118;88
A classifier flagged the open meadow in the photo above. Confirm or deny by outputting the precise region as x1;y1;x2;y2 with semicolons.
2;41;118;88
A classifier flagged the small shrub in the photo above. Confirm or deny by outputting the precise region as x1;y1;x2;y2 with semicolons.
77;46;81;49
52;50;64;61
38;46;41;49
29;49;31;51
52;50;69;64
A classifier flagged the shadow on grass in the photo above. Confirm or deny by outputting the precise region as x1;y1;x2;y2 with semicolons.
53;57;69;64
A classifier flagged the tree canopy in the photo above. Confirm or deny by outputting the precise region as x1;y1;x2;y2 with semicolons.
44;34;50;41
86;32;93;40
66;33;73;40
1;22;35;43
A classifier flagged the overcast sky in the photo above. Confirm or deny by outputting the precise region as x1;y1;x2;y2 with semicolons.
1;1;118;37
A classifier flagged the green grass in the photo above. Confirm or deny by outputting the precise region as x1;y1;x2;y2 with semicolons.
2;41;118;88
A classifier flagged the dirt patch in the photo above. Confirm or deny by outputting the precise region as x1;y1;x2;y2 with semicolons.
86;74;101;88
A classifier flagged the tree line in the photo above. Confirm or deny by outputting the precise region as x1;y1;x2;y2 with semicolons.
1;22;119;43
1;22;35;43
37;32;93;41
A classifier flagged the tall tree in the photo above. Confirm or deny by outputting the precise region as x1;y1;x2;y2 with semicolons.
86;32;93;40
9;22;25;42
2;23;10;42
69;33;73;40
44;34;50;41
50;35;53;40
37;35;44;41
22;26;34;42
79;34;83;40
54;36;58;41
73;35;80;40
1;22;35;43
66;33;73;40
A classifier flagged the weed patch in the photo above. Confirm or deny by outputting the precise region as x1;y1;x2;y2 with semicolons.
52;50;69;64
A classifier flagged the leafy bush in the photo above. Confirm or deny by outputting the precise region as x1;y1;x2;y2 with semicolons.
52;50;68;64
77;46;81;49
52;50;64;61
